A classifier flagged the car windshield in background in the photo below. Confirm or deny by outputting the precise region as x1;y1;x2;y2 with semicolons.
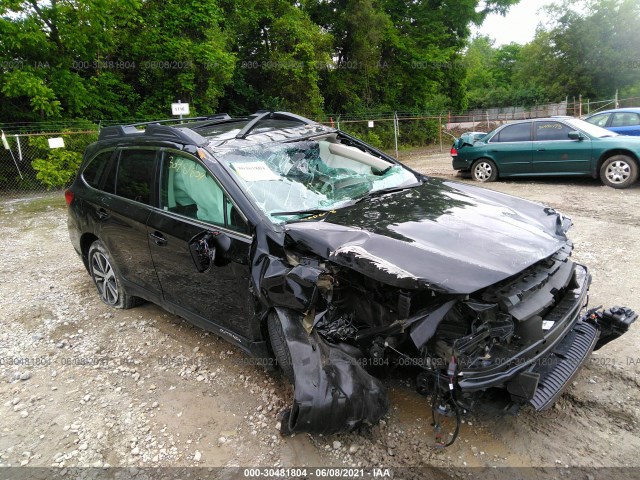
217;140;419;222
565;118;619;138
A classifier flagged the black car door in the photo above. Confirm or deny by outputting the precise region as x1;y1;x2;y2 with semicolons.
91;147;162;296
146;150;258;343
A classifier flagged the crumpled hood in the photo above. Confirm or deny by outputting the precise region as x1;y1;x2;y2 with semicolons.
284;178;572;294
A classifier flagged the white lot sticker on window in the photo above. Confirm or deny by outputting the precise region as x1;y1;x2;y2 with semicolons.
542;320;555;331
231;161;280;182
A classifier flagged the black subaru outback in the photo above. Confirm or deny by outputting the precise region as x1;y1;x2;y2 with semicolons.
66;111;636;444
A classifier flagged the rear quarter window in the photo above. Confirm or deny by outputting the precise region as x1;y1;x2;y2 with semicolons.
82;150;114;189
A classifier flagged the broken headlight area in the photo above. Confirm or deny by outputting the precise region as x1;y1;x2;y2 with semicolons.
266;242;636;444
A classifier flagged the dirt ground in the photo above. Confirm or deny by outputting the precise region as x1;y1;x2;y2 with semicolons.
1;151;639;477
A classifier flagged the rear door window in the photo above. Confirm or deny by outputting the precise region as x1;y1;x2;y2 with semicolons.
104;149;157;204
491;123;532;142
612;112;640;127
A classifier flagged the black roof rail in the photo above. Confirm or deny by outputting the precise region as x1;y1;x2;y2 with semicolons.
145;124;208;145
123;114;233;129
98;125;145;140
235;111;316;139
97;114;235;144
98;123;208;145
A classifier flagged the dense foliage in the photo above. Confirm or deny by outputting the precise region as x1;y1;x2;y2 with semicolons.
0;0;518;121
1;0;638;121
464;0;640;109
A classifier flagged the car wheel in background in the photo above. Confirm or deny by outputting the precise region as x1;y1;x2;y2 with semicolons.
88;240;141;309
600;155;639;189
471;159;498;182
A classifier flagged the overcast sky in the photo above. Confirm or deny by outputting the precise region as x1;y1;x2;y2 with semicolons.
474;0;556;46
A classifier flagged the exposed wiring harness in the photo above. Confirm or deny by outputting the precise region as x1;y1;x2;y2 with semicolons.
385;343;462;447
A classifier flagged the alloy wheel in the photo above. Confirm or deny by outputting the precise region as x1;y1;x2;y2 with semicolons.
91;251;118;305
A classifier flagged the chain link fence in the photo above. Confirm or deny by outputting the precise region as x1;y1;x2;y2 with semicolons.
2;95;638;197
0;130;98;197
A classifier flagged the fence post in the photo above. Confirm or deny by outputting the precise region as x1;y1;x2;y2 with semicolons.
3;132;24;180
578;94;582;117
393;112;399;159
16;135;23;163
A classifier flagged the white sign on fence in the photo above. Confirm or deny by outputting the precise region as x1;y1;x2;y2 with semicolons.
171;103;190;116
48;137;65;149
1;131;9;150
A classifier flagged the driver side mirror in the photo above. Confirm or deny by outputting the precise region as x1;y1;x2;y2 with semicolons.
189;230;232;272
568;131;585;141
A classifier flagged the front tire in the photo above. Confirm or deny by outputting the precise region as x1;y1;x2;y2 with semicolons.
600;155;638;189
88;240;141;309
267;312;294;383
471;159;498;182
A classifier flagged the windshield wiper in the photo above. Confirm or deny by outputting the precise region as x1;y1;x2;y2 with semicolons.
270;208;335;218
354;184;418;203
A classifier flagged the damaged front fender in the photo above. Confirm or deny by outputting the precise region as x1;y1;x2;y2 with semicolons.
274;307;389;435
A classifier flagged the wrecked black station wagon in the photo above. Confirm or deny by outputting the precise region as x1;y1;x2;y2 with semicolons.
66;111;636;443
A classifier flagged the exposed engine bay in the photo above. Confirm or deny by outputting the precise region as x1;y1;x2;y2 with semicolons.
261;237;636;445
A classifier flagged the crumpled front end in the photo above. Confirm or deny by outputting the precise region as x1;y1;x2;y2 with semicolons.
249;182;636;437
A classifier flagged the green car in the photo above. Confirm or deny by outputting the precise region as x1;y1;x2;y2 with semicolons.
451;117;640;188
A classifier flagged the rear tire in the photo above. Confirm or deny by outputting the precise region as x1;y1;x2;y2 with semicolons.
471;159;498;182
88;240;142;309
600;155;638;188
267;313;295;383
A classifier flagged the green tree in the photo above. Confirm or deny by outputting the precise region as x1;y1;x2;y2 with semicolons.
0;0;236;121
0;0;142;120
118;0;235;117
305;0;521;114
512;0;640;101
219;0;332;115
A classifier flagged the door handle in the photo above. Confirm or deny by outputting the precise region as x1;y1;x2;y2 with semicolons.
536;148;546;151
149;232;167;246
96;208;110;220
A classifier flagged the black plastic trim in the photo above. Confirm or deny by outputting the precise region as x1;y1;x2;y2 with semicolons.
529;321;599;410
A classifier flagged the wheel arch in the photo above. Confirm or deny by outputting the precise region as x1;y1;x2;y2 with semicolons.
80;233;99;272
471;157;500;180
596;149;640;178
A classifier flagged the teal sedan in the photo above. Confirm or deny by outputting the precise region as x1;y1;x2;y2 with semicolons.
451;117;640;188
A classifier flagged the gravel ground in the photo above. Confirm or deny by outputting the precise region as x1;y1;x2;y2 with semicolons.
1;151;639;475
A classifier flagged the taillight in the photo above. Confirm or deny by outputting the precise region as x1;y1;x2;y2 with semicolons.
64;189;74;206
450;146;458;157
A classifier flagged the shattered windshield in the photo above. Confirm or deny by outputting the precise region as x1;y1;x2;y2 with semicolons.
216;140;419;223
